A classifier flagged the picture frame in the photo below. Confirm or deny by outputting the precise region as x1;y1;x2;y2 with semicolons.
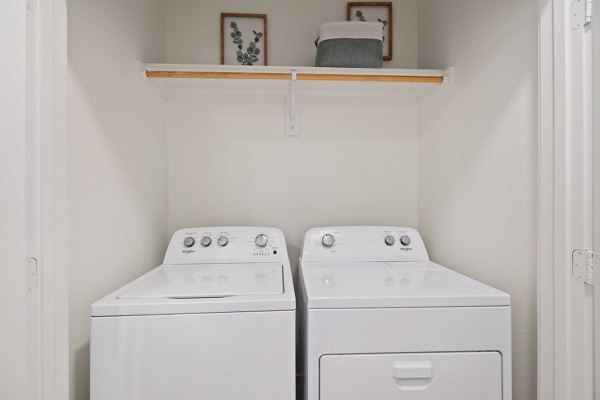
347;2;393;61
221;13;268;66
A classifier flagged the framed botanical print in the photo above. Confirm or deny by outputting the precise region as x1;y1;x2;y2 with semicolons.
221;13;268;66
347;2;393;61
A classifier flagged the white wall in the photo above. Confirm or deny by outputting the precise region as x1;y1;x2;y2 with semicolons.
0;1;27;399
165;0;421;261
167;93;419;265
67;1;168;399
417;1;538;400
166;0;418;68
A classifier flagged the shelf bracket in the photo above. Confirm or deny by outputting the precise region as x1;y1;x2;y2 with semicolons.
286;69;300;136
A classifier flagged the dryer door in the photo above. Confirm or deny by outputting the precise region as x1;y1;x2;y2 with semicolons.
320;352;502;400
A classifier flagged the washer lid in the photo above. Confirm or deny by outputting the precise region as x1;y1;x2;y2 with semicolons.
301;261;510;308
118;264;283;299
92;262;295;317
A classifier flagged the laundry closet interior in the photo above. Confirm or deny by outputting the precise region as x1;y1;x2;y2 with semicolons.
67;0;538;399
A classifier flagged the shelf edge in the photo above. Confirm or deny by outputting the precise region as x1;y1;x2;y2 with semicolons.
145;69;445;84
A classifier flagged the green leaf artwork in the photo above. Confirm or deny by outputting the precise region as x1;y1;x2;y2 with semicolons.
356;10;387;43
229;21;263;66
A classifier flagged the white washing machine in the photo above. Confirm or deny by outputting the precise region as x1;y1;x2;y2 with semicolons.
299;226;511;400
91;227;295;400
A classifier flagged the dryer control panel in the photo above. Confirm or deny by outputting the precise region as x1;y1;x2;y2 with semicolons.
301;226;429;263
164;227;288;264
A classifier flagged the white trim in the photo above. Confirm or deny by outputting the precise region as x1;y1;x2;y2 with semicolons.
593;0;600;396
565;0;596;394
538;0;572;398
539;0;598;398
38;0;69;398
537;0;558;398
26;1;42;398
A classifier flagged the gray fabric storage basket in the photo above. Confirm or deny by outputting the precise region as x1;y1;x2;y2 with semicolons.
316;38;383;68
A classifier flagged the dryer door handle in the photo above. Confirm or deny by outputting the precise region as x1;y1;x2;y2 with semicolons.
392;362;433;380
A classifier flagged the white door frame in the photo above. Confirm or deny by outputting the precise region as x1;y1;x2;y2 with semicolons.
538;1;564;398
36;0;69;398
0;0;68;399
2;0;30;398
538;0;596;399
594;1;600;397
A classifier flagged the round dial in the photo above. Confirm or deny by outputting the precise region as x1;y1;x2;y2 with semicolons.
200;236;212;247
322;234;335;247
384;235;395;246
255;234;268;247
217;236;229;247
400;235;411;246
183;236;195;248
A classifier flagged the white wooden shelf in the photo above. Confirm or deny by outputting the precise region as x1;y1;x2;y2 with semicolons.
138;62;451;136
145;63;446;83
139;62;450;98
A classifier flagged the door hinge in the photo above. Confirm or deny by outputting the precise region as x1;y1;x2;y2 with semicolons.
572;250;600;287
572;0;592;29
25;257;38;294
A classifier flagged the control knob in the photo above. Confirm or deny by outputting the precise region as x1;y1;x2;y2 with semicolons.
384;235;395;246
183;237;195;248
400;235;411;246
255;234;268;248
322;234;335;247
217;236;229;247
200;236;212;247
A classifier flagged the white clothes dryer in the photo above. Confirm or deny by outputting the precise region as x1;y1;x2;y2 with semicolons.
299;226;511;400
91;227;295;400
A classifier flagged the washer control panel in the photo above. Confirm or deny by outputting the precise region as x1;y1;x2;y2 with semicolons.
301;226;429;262
164;227;287;264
